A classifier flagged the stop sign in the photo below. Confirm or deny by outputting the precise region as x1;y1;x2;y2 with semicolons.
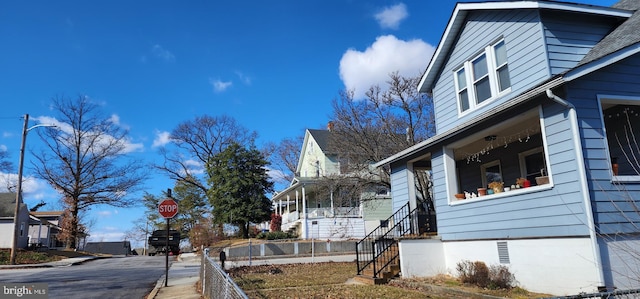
158;198;179;218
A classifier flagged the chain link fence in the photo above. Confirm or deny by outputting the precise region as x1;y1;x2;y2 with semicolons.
544;288;640;299
200;252;248;299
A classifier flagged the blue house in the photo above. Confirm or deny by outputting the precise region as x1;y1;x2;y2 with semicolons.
368;0;640;295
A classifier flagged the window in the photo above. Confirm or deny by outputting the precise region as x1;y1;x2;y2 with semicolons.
519;147;548;185
455;39;511;113
481;160;503;188
602;100;640;177
20;222;25;237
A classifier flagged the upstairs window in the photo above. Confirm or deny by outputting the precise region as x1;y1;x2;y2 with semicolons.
455;39;511;113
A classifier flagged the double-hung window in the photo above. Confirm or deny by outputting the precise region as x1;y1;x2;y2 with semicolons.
455;39;511;113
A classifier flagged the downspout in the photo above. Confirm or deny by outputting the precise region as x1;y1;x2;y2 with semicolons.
545;89;606;288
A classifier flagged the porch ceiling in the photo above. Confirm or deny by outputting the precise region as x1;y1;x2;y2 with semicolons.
452;109;540;161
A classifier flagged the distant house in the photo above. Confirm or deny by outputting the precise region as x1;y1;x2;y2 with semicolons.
28;211;65;249
364;0;640;295
0;193;30;249
272;127;392;240
85;241;132;256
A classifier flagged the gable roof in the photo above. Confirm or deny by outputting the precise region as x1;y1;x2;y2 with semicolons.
0;193;24;218
418;0;632;93
566;3;640;80
307;129;331;153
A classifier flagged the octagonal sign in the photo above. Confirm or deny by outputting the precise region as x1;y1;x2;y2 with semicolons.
158;198;179;219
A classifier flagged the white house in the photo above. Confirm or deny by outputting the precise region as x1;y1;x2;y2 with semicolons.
0;193;30;249
272;127;392;240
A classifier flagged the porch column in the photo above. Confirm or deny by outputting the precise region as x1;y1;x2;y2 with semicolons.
278;199;282;215
286;195;290;214
330;189;334;215
296;190;299;214
302;185;307;239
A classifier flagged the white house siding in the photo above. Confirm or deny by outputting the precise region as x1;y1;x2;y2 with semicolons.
541;11;619;75
304;217;364;240
411;238;601;295
432;9;549;134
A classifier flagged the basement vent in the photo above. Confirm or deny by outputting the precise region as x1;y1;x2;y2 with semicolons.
497;241;510;264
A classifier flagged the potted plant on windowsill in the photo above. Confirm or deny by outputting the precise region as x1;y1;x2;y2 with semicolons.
488;181;504;193
535;168;549;185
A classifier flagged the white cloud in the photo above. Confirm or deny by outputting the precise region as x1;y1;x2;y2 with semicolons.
235;71;252;85
96;209;119;217
210;78;233;92
88;227;126;242
33;115;144;154
2;132;12;138
184;159;204;175
152;44;175;62
267;168;288;184
0;172;59;203
152;131;172;148
109;114;120;125
0;145;6;152
339;35;435;99
375;3;408;30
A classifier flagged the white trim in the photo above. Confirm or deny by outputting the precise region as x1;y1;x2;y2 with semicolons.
597;94;640;180
546;89;605;289
565;44;640;82
480;160;502;188
377;78;565;169
418;1;631;93
518;147;544;179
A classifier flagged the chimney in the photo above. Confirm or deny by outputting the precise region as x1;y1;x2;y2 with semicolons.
327;121;334;131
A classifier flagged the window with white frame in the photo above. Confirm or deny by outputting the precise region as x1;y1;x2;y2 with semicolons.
601;99;640;177
481;160;503;188
455;39;511;113
518;147;548;186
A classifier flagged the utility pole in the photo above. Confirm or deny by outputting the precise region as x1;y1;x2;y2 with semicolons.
10;114;57;265
9;114;29;265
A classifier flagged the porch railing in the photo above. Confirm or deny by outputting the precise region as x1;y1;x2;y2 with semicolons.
355;202;436;279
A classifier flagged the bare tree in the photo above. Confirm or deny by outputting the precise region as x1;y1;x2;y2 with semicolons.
0;150;12;173
156;115;257;193
264;135;304;184
327;72;435;209
32;95;148;249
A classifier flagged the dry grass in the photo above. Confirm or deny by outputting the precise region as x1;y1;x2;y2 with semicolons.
227;262;552;299
0;249;94;265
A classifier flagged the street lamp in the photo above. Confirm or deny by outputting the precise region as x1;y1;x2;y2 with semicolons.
10;114;56;265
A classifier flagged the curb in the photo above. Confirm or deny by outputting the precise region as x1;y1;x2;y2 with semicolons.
147;274;166;299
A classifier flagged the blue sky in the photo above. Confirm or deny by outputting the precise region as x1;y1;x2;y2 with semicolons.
0;0;617;246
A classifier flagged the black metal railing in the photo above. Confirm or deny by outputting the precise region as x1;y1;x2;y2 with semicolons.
355;202;436;278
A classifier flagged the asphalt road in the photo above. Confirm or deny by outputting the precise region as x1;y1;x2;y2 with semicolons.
0;256;167;299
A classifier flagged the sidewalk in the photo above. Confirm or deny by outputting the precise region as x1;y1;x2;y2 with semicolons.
149;252;202;299
0;255;104;269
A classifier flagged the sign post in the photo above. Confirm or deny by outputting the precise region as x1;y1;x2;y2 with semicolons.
159;189;178;287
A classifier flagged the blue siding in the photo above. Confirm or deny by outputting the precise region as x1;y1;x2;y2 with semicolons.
390;162;410;213
432;9;549;134
566;54;640;235
541;11;617;75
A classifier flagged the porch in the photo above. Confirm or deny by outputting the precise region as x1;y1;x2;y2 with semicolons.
272;178;364;240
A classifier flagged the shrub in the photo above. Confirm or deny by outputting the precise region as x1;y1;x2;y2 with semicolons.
270;214;282;232
256;231;296;240
488;264;516;289
456;260;515;289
